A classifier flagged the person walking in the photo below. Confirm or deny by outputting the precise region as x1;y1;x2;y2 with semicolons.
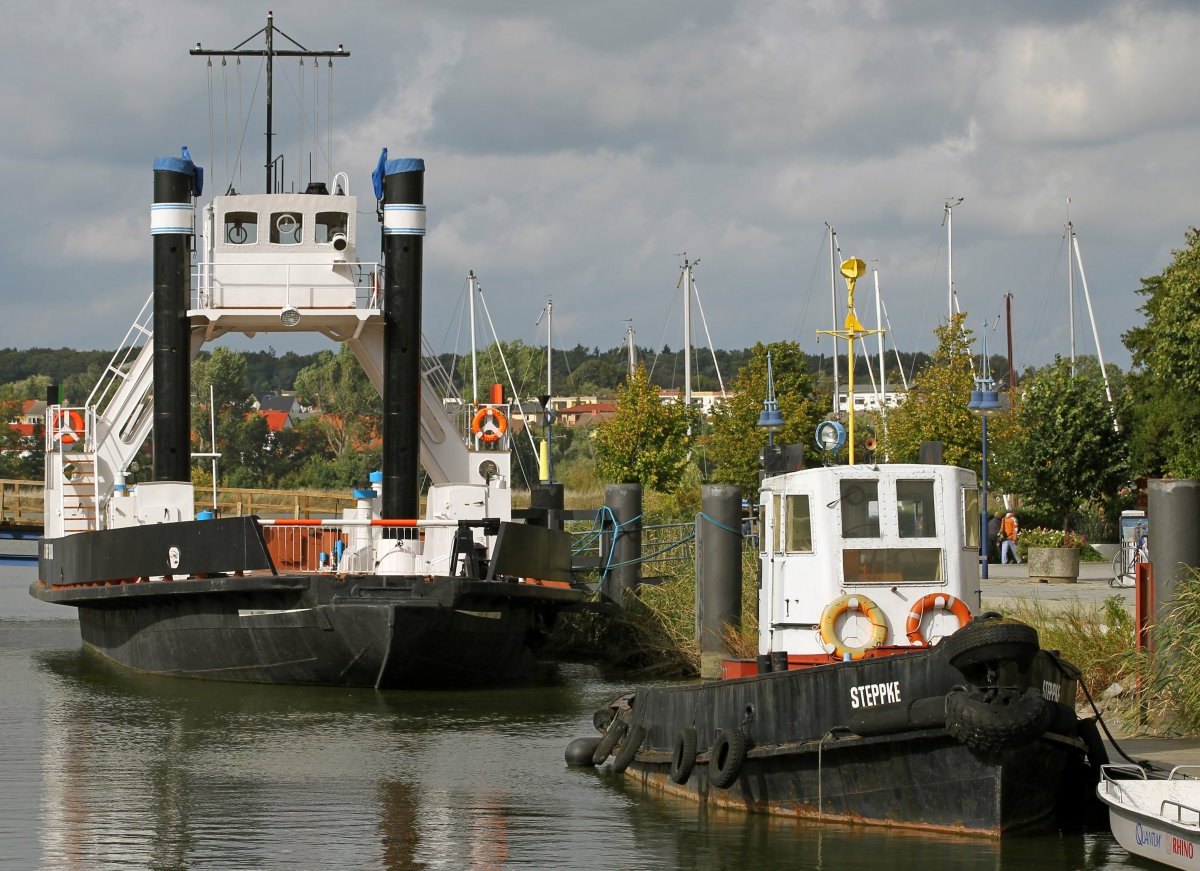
1000;511;1020;564
987;511;1002;563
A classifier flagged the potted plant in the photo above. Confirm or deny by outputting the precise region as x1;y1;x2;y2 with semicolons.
1020;527;1084;584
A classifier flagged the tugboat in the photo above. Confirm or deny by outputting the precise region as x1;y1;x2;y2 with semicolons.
30;15;587;688
571;260;1105;836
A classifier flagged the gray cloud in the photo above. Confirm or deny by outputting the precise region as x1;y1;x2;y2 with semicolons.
1;0;1196;377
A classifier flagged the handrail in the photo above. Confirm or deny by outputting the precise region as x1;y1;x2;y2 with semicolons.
1159;798;1200;826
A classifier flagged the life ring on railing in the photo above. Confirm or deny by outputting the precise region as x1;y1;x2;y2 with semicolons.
818;594;888;660
471;407;508;443
905;593;972;646
53;409;85;445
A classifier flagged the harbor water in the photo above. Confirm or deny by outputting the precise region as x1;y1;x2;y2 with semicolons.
1;565;1142;870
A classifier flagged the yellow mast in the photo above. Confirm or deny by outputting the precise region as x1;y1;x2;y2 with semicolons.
816;258;883;465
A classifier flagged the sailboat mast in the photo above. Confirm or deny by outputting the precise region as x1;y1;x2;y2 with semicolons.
678;257;694;409
827;224;840;415
1070;232;1118;428
545;299;553;398
875;267;887;435
625;320;637;376
1005;291;1016;407
1067;221;1076;373
944;197;963;322
468;271;479;406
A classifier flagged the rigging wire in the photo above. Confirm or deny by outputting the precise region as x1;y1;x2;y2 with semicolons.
222;58;230;185
328;59;334;178
206;58;214;183
688;276;727;396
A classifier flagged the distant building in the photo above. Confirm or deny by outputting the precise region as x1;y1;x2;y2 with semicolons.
837;389;907;413
252;392;308;431
656;389;728;417
557;402;617;427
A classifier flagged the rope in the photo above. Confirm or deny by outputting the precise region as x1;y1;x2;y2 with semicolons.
222;58;229;187
697;511;741;535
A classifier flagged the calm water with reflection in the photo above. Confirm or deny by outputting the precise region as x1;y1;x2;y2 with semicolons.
0;566;1141;870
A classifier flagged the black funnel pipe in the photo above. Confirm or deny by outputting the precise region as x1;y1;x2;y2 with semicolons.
151;152;200;482
381;158;425;519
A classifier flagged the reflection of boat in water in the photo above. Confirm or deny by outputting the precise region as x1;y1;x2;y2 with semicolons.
29;14;585;688
1099;764;1200;869
570;261;1106;838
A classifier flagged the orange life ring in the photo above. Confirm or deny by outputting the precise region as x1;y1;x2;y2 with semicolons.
53;409;85;445
471;406;508;443
905;593;972;646
818;594;888;660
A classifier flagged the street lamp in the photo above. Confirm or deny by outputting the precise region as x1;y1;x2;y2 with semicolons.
967;322;1002;579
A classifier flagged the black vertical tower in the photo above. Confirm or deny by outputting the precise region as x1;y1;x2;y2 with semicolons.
381;157;426;519
151;152;199;482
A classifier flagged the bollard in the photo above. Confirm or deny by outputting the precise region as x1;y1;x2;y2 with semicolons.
770;650;789;673
600;484;642;606
696;484;743;679
756;654;772;674
1148;479;1200;654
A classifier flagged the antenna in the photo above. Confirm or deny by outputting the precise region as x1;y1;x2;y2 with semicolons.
191;12;349;193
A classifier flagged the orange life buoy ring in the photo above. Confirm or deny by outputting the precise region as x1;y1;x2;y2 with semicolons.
905;593;972;646
53;409;85;445
818;594;888;660
471;406;508;443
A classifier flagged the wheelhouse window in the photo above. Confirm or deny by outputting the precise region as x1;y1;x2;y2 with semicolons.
224;211;258;245
785;495;813;553
897;480;937;538
270;212;303;245
840;480;879;538
843;548;944;584
963;487;980;549
315;211;349;244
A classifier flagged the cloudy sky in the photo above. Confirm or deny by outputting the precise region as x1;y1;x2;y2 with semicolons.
3;0;1197;374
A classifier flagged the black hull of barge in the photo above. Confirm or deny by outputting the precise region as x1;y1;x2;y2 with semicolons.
31;573;585;688
597;642;1100;837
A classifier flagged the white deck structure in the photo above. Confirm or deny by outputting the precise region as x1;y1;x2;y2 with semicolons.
758;463;981;658
44;176;512;577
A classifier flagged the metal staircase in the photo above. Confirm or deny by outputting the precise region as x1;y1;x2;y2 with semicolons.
45;297;157;537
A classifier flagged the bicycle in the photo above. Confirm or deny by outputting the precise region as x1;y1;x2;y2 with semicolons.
1110;530;1149;588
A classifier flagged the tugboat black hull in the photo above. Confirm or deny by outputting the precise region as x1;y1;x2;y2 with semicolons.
585;620;1104;837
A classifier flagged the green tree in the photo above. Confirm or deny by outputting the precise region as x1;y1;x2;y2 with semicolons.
1005;356;1127;531
592;365;696;491
883;314;980;468
707;341;822;497
1123;227;1200;477
293;345;380;459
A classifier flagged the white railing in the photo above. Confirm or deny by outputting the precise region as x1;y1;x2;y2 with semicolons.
190;260;382;310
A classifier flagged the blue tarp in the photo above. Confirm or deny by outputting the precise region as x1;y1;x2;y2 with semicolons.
152;146;204;196
371;147;424;200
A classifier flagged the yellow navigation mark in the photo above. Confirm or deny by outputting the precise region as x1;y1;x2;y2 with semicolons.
840;258;868;332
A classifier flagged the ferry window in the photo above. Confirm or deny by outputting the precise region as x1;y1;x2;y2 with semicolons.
758;501;768;554
963;488;981;549
773;493;783;552
843;548;943;584
270;212;303;245
897;480;937;538
315;212;348;244
840;480;879;538
785;495;812;552
224;211;258;245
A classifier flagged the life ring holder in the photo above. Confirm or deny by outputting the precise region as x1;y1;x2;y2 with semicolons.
905;593;972;647
818;594;888;660
52;409;86;446
471;406;508;443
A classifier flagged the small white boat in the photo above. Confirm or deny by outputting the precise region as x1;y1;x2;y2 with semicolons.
1099;763;1200;868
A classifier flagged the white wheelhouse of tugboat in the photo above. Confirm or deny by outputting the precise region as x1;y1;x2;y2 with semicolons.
758;463;981;658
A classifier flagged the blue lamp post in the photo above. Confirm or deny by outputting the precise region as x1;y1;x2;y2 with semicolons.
967;324;1002;579
757;351;784;446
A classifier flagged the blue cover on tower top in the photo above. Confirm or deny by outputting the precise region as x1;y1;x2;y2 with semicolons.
371;148;425;200
152;146;204;196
